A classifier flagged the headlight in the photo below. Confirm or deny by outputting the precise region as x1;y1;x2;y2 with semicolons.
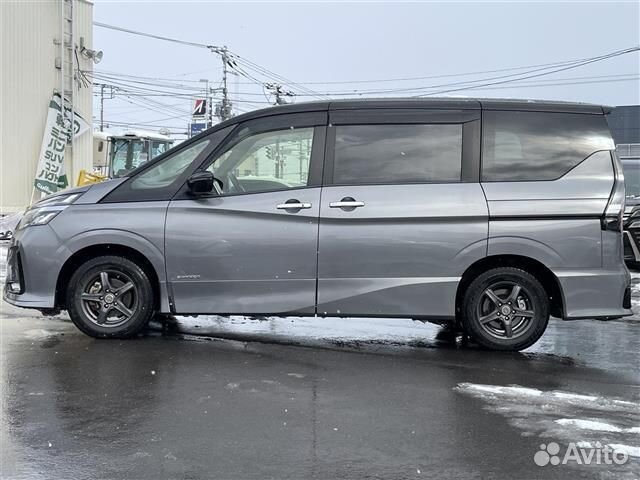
16;192;83;230
17;208;63;229
35;192;84;207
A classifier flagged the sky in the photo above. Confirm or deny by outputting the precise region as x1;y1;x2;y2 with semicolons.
92;0;640;136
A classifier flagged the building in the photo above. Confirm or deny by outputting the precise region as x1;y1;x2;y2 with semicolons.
0;0;95;214
608;105;640;160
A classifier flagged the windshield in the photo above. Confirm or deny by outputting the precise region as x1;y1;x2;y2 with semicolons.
111;139;130;177
111;139;153;177
622;160;640;201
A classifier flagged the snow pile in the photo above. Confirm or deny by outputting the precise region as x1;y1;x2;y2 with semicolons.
456;382;640;462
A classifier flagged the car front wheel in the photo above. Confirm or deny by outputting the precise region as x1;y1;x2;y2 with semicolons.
66;255;155;338
462;267;550;351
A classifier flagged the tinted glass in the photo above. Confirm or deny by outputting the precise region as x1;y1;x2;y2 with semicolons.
206;127;314;194
131;139;210;190
482;111;613;182
333;124;462;184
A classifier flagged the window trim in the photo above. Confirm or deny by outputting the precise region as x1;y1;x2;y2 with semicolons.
323;114;479;187
172;112;328;200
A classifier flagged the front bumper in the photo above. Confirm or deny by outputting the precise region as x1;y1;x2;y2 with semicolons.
3;225;67;310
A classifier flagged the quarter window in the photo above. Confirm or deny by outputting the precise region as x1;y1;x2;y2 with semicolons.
482;111;614;182
332;124;463;184
206;127;314;194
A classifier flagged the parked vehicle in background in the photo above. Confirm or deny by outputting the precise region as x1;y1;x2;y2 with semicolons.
93;130;175;178
623;205;640;268
620;148;640;269
4;98;631;351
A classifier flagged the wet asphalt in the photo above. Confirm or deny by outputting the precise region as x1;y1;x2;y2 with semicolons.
1;303;639;479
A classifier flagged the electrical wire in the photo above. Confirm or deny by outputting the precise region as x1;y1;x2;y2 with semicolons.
419;46;639;97
94;21;214;49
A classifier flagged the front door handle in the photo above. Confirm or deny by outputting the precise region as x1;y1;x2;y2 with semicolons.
277;200;312;210
329;197;365;209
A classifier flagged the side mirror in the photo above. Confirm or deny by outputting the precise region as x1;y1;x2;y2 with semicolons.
187;171;214;195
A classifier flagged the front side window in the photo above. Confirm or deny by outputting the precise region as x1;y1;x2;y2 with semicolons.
130;139;210;190
332;124;463;185
206;127;314;195
482;111;614;182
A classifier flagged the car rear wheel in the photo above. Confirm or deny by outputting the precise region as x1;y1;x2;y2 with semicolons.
462;267;550;351
66;255;155;338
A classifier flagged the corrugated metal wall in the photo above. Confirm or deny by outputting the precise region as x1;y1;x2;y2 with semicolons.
0;0;94;214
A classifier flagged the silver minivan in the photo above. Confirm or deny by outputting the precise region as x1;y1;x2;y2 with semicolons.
4;99;631;351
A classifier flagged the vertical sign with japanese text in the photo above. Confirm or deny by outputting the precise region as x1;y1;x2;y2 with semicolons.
34;95;90;194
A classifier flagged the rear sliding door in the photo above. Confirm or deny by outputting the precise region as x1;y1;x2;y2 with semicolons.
316;108;488;320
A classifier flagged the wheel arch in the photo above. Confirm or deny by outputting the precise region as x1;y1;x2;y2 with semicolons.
55;244;162;311
455;255;565;320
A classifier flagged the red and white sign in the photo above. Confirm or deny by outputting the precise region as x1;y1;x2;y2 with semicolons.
192;99;207;118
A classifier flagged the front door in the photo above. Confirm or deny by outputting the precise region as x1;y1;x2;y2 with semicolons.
165;112;327;314
316;108;488;320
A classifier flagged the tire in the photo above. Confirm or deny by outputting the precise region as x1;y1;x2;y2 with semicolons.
462;267;550;351
66;255;155;338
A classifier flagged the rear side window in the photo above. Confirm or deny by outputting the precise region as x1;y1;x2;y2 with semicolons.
482;111;614;182
332;124;463;184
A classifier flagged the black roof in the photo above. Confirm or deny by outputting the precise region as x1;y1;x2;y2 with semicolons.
216;97;608;129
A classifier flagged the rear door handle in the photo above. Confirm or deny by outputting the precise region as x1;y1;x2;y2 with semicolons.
277;201;312;210
329;197;365;209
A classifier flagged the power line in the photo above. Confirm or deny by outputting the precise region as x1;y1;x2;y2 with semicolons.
94;21;213;49
279;47;640;96
419;45;640;97
229;53;329;100
255;52;639;86
430;76;640;92
291;72;640;97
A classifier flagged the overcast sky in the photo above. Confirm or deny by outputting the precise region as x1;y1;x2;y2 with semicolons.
93;1;640;134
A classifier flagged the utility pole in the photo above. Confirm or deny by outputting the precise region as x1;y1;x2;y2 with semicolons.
207;79;213;128
200;78;213;128
100;84;105;131
97;83;114;132
209;46;233;121
220;47;231;120
265;83;295;105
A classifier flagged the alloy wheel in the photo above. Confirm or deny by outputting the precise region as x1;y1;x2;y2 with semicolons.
79;269;138;328
475;281;535;340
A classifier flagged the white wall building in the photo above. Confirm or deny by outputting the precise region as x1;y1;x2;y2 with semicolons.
0;0;94;214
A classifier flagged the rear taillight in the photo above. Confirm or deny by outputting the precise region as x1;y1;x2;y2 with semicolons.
602;151;625;231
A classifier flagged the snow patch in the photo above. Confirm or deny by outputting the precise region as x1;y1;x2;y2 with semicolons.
23;329;56;340
456;382;640;470
552;392;598;402
554;418;623;433
608;444;640;458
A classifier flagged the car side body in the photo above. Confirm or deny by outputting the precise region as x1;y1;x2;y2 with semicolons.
4;98;632;350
